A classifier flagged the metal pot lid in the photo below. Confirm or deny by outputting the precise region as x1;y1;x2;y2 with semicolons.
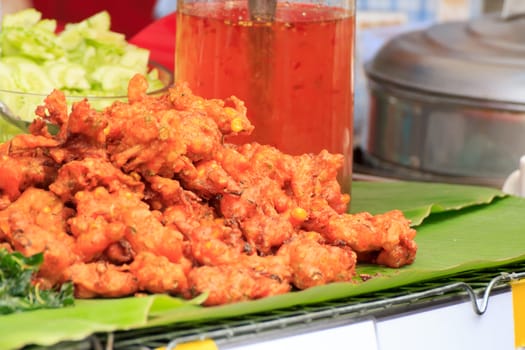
365;10;525;104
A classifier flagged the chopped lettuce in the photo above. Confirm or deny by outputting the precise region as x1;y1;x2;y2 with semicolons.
0;9;165;119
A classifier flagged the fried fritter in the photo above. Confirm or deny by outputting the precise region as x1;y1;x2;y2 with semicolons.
278;231;357;289
0;74;417;304
188;255;292;306
0;188;78;287
65;261;138;298
129;251;190;296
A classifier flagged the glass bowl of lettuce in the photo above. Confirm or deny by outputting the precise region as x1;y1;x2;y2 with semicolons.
0;9;173;142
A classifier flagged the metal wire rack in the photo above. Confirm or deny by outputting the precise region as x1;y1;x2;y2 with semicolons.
27;261;525;350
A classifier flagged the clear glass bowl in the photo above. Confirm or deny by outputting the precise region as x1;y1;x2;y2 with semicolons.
0;62;174;142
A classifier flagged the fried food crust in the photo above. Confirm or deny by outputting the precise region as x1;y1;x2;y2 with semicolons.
0;74;417;304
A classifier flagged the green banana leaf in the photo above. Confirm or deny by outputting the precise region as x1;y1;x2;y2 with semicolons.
0;297;154;349
0;181;521;349
350;181;506;225
145;194;525;326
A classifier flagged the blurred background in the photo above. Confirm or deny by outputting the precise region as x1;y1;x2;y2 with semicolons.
354;0;504;149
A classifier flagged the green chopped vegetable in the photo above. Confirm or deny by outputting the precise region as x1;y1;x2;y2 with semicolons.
0;9;163;97
0;8;168;140
0;249;74;315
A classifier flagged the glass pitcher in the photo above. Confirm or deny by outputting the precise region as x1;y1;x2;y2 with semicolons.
175;0;355;192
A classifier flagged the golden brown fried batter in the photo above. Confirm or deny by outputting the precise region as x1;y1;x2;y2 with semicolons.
169;82;254;137
66;99;109;144
65;262;138;298
70;186;185;264
0;188;78;287
278;231;357;289
0;152;58;201
129;252;190;296
317;210;417;268
50;157;144;202
219;178;296;255
188;219;247;266
188;258;291;306
0;74;417;304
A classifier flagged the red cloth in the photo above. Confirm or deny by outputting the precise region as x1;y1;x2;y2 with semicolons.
129;13;177;72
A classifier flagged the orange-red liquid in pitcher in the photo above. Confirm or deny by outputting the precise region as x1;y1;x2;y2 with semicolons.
176;2;354;183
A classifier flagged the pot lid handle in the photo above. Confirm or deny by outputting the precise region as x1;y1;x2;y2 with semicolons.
501;0;525;19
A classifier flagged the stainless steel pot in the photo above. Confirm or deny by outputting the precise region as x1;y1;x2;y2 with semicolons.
364;9;525;186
